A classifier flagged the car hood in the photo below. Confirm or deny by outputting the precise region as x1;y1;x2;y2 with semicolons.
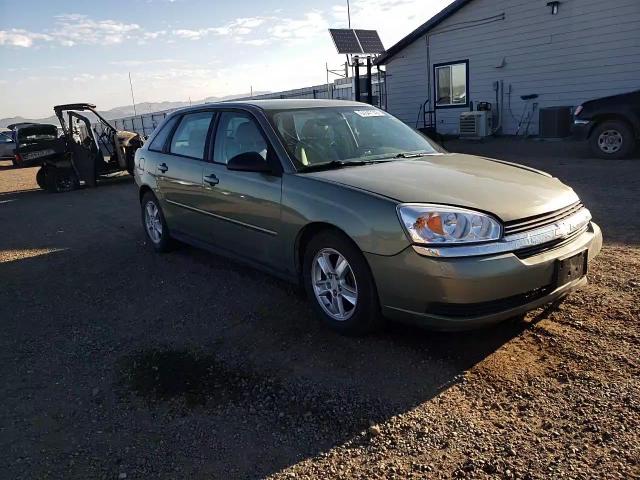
301;153;580;222
582;89;640;107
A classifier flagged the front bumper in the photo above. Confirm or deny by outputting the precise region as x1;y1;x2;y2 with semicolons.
366;221;602;330
571;120;592;141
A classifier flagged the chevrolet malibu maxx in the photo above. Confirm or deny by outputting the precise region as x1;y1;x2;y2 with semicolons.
134;100;602;334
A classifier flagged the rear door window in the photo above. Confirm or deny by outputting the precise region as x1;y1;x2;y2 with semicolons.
148;115;179;152
169;112;215;160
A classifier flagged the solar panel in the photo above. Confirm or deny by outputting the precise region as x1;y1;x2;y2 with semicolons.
354;29;385;54
329;29;363;54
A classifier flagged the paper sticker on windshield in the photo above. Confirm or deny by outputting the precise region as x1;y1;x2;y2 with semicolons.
354;110;385;118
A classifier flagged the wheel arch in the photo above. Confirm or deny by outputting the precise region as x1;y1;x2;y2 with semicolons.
295;222;348;277
139;184;154;203
588;113;636;138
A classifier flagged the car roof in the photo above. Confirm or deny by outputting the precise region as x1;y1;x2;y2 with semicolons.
169;99;373;116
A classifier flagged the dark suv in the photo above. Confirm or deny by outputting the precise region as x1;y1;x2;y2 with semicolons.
573;90;640;159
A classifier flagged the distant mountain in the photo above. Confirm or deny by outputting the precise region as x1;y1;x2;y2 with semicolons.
0;92;269;129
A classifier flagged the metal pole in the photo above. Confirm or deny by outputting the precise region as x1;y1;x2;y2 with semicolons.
354;56;361;102
128;72;137;117
347;0;351;28
326;62;331;99
366;56;373;105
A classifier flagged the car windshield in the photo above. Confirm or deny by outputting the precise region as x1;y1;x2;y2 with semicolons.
267;106;442;170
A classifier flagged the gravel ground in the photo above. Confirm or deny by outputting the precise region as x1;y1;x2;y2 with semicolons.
0;139;638;479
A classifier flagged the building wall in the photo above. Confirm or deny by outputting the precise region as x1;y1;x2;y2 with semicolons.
384;0;640;135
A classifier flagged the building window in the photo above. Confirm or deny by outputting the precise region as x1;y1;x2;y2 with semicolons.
434;60;469;108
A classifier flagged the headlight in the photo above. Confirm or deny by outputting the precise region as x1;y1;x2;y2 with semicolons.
397;204;502;244
574;105;583;117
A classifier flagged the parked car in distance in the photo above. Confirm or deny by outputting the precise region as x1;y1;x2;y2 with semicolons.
0;130;15;160
8;123;61;168
573;89;640;159
135;100;602;335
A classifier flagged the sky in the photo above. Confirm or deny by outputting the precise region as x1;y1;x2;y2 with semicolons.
0;0;454;118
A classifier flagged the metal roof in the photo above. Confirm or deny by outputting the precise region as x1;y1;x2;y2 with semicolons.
376;0;474;64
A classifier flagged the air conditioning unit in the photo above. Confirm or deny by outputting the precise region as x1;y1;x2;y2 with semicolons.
459;111;492;138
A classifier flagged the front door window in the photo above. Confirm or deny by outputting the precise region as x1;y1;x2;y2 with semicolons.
213;112;268;164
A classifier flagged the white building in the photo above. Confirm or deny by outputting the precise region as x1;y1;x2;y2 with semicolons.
376;0;640;135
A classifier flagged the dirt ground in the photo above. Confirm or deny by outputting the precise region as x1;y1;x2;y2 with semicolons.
0;138;638;479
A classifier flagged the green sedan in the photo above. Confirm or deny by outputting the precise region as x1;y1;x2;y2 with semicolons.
134;100;602;334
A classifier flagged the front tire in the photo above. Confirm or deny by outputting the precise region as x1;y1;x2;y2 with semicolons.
141;192;172;252
303;230;383;335
589;120;636;159
45;167;78;193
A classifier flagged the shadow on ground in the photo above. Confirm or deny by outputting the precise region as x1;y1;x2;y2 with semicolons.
0;181;542;478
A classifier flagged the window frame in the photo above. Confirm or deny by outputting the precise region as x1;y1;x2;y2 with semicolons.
433;59;469;109
166;110;217;161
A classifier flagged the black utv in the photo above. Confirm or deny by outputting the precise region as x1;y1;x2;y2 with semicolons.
35;103;143;192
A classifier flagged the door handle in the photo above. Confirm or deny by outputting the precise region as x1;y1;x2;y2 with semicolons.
158;162;168;173
204;173;219;186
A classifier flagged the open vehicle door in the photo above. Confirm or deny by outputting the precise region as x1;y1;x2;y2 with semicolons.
36;103;143;192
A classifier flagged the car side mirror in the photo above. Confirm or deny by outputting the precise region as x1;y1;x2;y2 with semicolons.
226;151;271;173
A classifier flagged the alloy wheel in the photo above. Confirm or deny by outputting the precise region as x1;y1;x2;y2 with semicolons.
311;248;358;321
144;201;163;244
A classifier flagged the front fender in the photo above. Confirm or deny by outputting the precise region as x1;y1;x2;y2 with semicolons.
281;174;410;262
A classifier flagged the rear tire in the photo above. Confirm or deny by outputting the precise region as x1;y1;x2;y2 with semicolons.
36;167;47;189
303;230;384;335
141;192;172;252
589;120;636;159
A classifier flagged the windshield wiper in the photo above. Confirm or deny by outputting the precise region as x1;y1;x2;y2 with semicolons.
298;159;386;172
393;151;434;158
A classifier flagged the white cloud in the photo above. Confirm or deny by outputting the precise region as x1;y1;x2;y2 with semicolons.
109;58;181;67
268;11;328;41
51;14;141;46
173;16;267;41
0;14;141;48
237;38;269;46
0;29;52;48
143;30;167;40
211;16;267;36
173;28;209;40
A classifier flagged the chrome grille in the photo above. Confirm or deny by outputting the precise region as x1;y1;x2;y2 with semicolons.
504;201;584;236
